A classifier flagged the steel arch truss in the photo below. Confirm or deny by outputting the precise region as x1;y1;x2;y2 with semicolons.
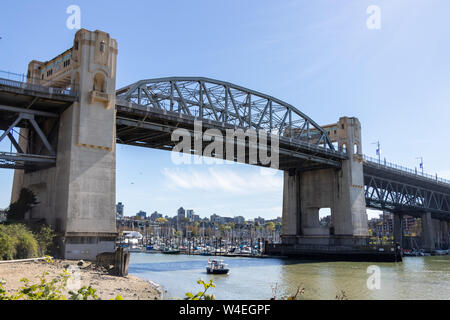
364;175;450;220
116;77;335;150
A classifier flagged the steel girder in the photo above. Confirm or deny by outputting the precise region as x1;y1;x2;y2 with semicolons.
364;174;450;220
116;77;337;151
0;107;57;170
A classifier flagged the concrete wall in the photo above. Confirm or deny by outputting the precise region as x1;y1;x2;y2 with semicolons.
281;117;369;245
281;171;300;238
11;29;118;260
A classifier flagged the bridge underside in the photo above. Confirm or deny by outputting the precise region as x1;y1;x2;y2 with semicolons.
0;78;75;170
364;163;450;221
116;101;345;171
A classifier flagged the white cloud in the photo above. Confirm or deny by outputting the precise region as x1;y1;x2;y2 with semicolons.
161;167;283;195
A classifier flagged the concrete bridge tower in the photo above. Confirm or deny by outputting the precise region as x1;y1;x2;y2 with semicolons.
282;117;369;247
11;29;118;260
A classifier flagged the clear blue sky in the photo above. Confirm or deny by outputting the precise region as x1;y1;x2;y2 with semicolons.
1;1;449;220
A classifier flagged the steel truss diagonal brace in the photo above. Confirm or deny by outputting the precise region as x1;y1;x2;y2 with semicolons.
0;112;56;156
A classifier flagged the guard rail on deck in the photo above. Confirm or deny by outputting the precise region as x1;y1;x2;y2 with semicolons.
363;155;450;186
0;70;77;97
0;77;77;97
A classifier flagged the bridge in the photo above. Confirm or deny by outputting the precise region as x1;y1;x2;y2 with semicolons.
0;29;448;260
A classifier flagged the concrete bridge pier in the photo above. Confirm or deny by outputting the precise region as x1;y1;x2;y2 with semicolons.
421;212;436;252
440;221;449;249
11;29;118;260
281;169;301;243
393;214;403;248
281;117;369;248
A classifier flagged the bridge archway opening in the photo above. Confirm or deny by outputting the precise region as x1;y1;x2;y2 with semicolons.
319;207;332;227
115;144;284;230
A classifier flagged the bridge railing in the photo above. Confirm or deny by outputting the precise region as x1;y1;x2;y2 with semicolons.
0;70;77;97
363;155;450;186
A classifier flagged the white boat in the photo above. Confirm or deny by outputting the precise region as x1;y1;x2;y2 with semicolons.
240;247;252;254
206;259;229;274
127;245;143;252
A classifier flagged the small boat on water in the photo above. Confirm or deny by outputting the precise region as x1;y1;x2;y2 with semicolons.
206;259;229;274
128;245;143;252
402;249;420;257
162;247;180;254
432;249;448;256
418;249;431;256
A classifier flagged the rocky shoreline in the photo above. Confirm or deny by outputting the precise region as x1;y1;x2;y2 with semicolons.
0;259;162;300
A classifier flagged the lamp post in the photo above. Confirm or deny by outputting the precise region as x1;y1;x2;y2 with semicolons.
372;141;381;164
416;157;424;175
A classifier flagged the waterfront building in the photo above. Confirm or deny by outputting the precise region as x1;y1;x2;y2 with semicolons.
136;210;147;220
210;213;220;224
368;212;393;238
254;216;265;226
403;215;420;236
177;207;186;222
150;211;163;221
116;202;124;220
223;217;234;224
186;209;194;221
234;216;245;225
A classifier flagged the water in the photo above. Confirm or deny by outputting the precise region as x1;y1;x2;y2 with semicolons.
129;253;450;300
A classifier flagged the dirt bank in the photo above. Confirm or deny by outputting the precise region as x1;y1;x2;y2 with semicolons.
0;259;161;300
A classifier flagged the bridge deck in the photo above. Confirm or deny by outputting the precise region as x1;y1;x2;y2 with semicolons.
115;100;347;171
0;76;449;220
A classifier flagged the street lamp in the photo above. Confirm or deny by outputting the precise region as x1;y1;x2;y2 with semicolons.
372;141;381;164
416;157;424;175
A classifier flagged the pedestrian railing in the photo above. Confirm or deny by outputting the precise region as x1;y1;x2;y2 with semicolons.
0;70;78;97
363;155;450;186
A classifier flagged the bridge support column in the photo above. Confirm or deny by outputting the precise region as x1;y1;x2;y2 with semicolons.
11;29;118;260
421;212;436;252
441;221;449;249
281;170;301;244
281;117;369;247
393;214;403;248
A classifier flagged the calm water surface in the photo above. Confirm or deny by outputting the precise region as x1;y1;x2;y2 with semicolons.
129;253;450;300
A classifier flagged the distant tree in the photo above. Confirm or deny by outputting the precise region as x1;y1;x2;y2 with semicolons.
265;222;275;232
6;188;39;222
156;217;168;224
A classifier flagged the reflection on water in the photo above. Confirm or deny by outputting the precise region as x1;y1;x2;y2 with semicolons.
129;253;450;300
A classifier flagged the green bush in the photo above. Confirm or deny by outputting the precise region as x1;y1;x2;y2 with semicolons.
0;230;16;260
35;224;56;256
0;224;39;260
16;231;38;259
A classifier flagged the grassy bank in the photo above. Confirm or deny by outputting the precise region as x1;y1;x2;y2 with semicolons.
0;223;55;260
